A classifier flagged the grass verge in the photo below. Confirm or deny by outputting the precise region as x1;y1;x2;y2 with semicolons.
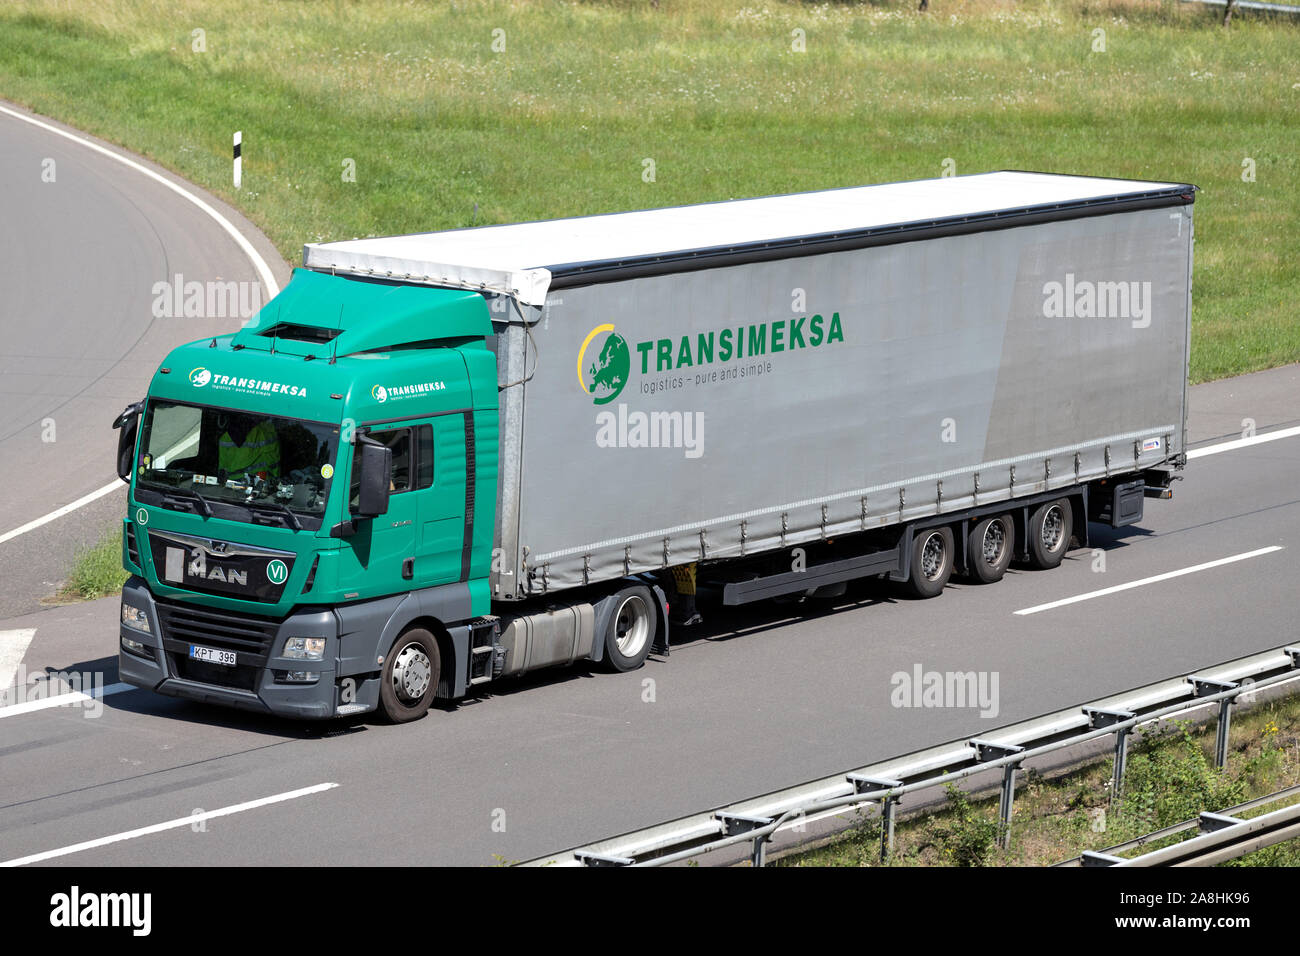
48;525;129;604
776;694;1300;866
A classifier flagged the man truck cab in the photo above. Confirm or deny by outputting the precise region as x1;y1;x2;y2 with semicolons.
115;269;506;720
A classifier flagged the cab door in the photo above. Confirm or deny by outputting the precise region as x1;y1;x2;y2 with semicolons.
413;414;469;588
338;424;419;597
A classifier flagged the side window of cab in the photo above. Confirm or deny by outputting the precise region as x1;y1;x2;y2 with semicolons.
349;425;433;509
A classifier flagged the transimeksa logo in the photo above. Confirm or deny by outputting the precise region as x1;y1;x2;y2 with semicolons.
373;382;445;404
190;370;308;398
577;324;630;406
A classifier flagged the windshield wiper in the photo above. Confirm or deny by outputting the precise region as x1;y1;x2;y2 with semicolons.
161;486;212;518
250;501;303;532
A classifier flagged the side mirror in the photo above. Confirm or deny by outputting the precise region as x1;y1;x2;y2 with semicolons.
112;400;145;483
353;435;392;518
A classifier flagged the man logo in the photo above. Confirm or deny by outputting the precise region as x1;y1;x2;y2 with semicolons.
577;324;630;406
189;367;212;388
266;559;289;585
372;385;388;404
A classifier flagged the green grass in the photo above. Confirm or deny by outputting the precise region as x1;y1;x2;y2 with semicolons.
55;525;129;602
1;0;1297;382
777;698;1300;866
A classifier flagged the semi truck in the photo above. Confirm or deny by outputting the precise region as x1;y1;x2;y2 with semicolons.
114;171;1194;722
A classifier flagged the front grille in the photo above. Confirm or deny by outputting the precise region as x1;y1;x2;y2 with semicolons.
156;600;279;692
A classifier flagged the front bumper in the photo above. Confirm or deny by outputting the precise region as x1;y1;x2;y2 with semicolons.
118;577;357;720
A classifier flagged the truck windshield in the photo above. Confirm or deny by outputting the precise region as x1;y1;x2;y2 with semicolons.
135;400;340;527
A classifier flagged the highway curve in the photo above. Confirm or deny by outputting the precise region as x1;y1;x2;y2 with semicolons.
0;101;289;618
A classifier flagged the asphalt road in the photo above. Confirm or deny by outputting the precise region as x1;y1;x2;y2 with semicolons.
0;101;289;618
0;366;1296;866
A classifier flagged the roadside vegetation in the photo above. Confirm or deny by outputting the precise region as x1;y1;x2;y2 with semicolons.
0;0;1297;381
49;525;129;603
777;696;1300;866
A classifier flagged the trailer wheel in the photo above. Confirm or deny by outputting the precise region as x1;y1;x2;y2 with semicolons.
378;627;440;723
1027;499;1072;570
602;585;656;672
967;514;1014;584
903;527;954;599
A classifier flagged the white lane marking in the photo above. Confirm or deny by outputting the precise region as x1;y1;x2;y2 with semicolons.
1187;424;1300;459
1013;546;1284;616
0;782;339;867
0;681;133;718
0;480;124;546
0;101;281;298
0;101;283;549
0;421;203;545
0;629;37;691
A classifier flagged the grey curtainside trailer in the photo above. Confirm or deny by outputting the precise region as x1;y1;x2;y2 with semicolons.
307;170;1193;611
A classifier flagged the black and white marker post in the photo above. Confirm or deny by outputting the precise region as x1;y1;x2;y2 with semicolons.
233;130;242;189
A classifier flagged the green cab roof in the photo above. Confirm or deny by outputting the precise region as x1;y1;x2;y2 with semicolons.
232;268;492;359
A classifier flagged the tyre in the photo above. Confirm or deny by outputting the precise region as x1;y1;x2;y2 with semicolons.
602;585;657;672
1027;498;1073;570
967;514;1014;584
903;526;954;599
378;627;440;723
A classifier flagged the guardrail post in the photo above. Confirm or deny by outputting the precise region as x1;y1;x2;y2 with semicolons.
998;763;1021;849
1190;677;1238;770
1112;729;1130;800
717;812;775;868
849;775;904;862
1085;707;1136;801
972;740;1025;850
574;851;635;867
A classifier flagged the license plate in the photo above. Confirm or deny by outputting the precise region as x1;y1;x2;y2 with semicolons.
189;644;237;667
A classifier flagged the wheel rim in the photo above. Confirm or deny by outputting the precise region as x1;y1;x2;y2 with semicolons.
919;531;947;581
614;594;651;658
391;641;432;703
981;519;1007;566
1041;505;1065;553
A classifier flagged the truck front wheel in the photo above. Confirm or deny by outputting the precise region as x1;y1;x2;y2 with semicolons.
602;585;657;672
903;527;954;599
1027;499;1072;570
379;628;440;723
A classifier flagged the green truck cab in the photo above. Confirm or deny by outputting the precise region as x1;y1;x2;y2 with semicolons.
115;269;506;720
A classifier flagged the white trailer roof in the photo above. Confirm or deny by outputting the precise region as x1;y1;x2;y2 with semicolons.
303;171;1192;307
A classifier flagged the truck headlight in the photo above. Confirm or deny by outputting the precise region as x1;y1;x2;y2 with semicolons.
283;637;326;660
121;603;151;634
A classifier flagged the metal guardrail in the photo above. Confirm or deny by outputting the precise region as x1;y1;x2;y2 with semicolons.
521;644;1300;867
1181;0;1300;15
1057;783;1300;867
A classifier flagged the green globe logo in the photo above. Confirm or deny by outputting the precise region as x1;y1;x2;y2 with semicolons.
577;324;630;406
